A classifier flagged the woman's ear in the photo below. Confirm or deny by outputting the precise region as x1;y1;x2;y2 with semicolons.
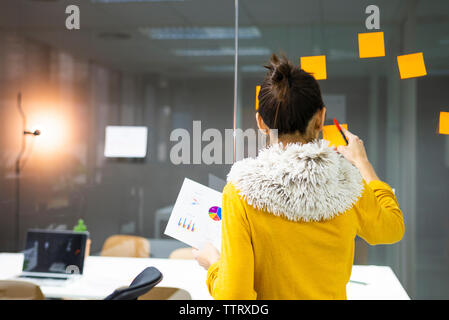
256;112;269;135
317;107;326;131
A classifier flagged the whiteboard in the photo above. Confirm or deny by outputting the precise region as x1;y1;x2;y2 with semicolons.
104;126;148;158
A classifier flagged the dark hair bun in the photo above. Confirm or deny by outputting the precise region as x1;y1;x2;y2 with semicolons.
270;55;292;84
258;53;324;137
266;54;293;101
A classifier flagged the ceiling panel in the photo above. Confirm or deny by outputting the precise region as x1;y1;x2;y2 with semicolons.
0;0;447;76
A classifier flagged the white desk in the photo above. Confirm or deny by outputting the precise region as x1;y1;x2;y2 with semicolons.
0;253;409;300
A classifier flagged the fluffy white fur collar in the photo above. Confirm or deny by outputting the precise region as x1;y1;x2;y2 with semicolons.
227;140;364;222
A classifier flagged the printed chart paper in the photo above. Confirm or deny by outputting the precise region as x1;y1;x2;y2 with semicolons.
164;178;223;251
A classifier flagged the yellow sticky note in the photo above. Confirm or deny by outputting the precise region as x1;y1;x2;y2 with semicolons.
439;112;449;135
358;31;385;58
322;124;348;147
397;52;427;79
255;85;261;110
300;55;327;80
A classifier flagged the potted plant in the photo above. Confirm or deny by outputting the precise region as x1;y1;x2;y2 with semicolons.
74;219;91;258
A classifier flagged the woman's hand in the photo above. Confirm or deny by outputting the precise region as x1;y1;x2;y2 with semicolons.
336;127;368;167
336;127;380;183
192;242;220;270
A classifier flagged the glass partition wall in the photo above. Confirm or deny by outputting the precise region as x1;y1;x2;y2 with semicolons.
0;0;448;299
0;0;235;254
235;0;449;299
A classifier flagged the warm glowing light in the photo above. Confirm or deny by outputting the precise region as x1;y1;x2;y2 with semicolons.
28;111;67;153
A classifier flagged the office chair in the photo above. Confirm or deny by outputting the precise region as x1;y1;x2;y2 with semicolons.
169;247;195;260
0;280;45;300
139;287;192;300
101;235;150;258
104;267;163;300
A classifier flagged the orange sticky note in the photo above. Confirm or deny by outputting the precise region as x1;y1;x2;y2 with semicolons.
439;112;449;135
358;31;385;58
300;55;327;80
397;52;427;79
322;124;348;147
255;85;261;110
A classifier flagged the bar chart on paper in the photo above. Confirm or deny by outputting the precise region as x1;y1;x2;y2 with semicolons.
178;217;195;232
164;178;223;250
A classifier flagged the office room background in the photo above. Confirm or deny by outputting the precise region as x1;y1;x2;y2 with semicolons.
0;0;448;299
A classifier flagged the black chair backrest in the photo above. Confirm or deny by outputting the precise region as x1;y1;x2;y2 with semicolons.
104;267;163;300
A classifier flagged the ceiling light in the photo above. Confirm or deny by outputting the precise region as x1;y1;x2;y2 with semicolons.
91;0;184;3
28;0;60;2
174;47;271;57
201;66;234;72
140;27;261;40
201;65;265;73
241;65;265;72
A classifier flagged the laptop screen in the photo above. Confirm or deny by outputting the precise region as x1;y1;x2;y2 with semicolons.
22;230;88;275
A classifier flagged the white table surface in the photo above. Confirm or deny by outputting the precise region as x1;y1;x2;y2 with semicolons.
0;253;409;300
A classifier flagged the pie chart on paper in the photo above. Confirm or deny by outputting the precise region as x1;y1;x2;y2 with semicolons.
208;206;222;221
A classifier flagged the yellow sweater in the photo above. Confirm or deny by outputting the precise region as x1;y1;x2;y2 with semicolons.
206;142;404;300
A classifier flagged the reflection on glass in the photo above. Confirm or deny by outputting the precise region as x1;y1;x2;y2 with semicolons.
0;0;447;300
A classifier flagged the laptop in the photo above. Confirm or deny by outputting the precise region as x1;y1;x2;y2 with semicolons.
15;229;89;287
